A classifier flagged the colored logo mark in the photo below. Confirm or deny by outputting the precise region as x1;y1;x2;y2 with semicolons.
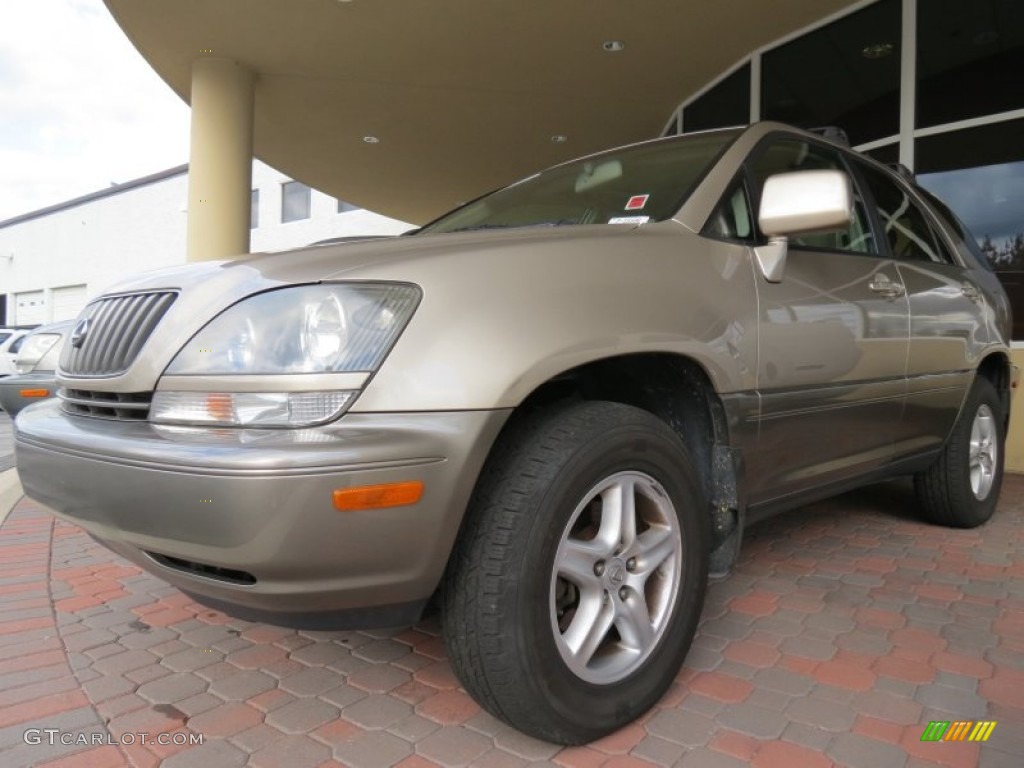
920;721;997;742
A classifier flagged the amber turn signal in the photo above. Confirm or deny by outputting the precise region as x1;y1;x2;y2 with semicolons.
19;389;50;398
333;481;424;511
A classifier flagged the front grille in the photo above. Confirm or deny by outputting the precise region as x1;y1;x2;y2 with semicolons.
60;388;152;421
61;291;176;376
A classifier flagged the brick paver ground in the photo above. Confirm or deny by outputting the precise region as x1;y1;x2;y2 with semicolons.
0;475;1021;767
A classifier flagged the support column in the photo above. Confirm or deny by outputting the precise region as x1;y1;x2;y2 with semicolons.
187;58;254;262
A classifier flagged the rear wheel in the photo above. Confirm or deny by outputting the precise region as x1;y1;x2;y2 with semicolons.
442;401;709;744
915;376;1005;528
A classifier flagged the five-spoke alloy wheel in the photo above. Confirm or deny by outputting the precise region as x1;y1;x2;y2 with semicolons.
443;401;709;745
916;376;1005;528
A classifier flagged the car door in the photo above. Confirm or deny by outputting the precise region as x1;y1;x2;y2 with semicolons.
853;160;988;456
744;137;910;505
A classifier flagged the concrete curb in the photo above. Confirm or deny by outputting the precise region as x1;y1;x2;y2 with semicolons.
0;468;23;528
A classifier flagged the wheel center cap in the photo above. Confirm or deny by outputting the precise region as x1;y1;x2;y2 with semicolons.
605;558;627;587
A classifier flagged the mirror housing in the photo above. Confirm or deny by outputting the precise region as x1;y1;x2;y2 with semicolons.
754;170;854;283
758;169;853;238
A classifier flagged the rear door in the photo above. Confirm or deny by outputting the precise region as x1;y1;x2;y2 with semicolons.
853;161;987;456
745;137;910;504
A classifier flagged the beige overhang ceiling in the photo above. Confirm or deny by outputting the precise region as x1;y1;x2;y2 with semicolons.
106;0;856;223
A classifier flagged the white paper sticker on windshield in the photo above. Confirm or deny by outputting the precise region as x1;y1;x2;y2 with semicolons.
609;216;650;225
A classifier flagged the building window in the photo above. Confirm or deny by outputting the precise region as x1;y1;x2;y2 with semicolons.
337;199;359;213
917;0;1024;129
683;63;750;133
250;189;259;229
281;181;311;223
916;119;1024;337
761;0;901;145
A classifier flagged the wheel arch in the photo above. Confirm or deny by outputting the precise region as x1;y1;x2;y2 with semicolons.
444;352;743;586
975;351;1013;425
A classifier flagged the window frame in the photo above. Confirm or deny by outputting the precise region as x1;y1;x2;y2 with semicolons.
740;132;881;257
850;156;964;268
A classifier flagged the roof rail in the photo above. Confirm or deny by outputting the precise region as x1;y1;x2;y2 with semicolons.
807;126;850;146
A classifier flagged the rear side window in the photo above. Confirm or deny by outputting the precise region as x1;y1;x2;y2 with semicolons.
0;333;10;345
749;139;876;255
10;335;26;354
857;163;953;264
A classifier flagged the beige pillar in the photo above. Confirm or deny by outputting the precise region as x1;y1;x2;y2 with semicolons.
187;58;254;262
1007;348;1024;473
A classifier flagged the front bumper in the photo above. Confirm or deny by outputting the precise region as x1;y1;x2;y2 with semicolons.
0;373;57;417
15;401;509;627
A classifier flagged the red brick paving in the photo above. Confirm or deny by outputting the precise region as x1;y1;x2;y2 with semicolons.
0;477;1020;766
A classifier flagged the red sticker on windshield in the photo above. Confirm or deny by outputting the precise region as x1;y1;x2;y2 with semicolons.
625;194;649;211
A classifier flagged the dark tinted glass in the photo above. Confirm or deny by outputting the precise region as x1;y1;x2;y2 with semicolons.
683;64;751;133
857;163;948;263
917;0;1024;128
916;119;1024;270
863;143;899;166
761;0;900;145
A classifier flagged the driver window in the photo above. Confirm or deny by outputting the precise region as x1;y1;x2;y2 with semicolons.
751;139;876;255
704;182;754;243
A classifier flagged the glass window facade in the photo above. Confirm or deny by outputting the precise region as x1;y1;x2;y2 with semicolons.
917;0;1024;129
673;0;1024;337
683;64;750;133
760;0;900;145
917;120;1024;271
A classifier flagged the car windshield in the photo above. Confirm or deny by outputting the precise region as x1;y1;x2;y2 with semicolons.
420;130;740;235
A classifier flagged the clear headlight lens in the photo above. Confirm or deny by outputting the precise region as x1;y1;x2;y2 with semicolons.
150;391;355;427
15;333;61;374
153;282;420;427
165;283;420;375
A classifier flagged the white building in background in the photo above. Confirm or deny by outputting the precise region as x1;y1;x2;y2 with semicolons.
0;160;411;326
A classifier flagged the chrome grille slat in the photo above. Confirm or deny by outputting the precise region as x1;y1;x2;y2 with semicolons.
84;297;124;372
122;293;176;366
61;291;176;377
109;294;153;367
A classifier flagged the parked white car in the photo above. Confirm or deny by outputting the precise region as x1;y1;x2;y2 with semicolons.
0;328;31;378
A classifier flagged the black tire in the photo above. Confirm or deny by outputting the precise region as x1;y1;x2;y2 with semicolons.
914;376;1005;528
441;400;710;744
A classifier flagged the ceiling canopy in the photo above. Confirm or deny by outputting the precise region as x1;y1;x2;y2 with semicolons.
107;0;855;222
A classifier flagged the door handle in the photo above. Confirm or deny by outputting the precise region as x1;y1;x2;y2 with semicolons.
961;282;982;303
868;275;905;299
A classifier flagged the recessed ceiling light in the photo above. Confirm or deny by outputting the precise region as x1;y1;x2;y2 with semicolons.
602;40;625;53
861;42;894;59
363;136;380;144
551;135;568;143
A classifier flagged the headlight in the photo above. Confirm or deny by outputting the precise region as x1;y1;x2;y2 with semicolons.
15;333;62;374
153;282;420;427
166;283;420;375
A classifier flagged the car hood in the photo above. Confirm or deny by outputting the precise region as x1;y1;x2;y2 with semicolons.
103;224;645;291
60;223;660;393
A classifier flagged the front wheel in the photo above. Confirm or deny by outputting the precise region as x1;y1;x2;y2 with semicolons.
915;376;1005;528
441;401;709;744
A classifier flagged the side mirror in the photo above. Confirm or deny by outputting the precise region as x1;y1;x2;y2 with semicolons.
754;170;853;283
